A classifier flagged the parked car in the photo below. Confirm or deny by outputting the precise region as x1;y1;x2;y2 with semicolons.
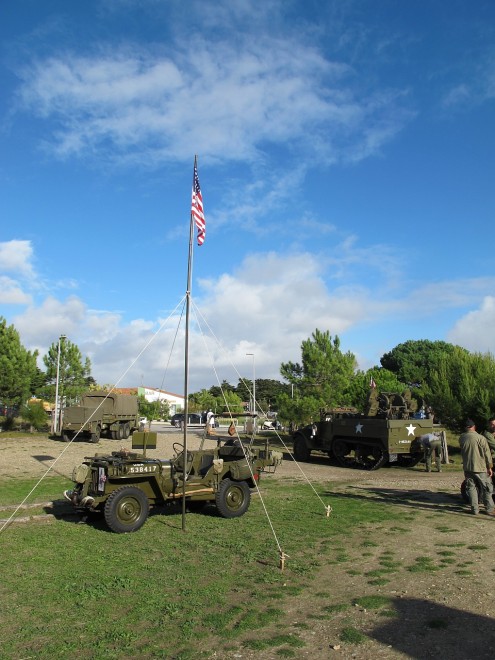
170;413;204;427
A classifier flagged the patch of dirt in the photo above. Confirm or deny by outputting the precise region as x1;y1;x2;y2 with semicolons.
230;460;495;660
0;428;216;480
1;431;494;659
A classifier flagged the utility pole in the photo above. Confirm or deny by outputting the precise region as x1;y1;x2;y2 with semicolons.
53;334;66;435
246;352;256;432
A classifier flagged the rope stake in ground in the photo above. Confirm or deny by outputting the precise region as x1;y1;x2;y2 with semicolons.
279;551;290;571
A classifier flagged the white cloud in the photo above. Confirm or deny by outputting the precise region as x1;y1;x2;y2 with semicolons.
10;250;373;390
0;276;32;304
0;240;35;278
13;295;87;349
10;246;495;392
447;296;495;355
16;33;411;168
441;53;495;109
442;83;471;108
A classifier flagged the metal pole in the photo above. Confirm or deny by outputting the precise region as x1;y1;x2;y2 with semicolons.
181;156;197;532
246;352;255;430
53;335;66;435
253;356;255;420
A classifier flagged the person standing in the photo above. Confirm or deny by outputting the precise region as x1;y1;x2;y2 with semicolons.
482;417;495;460
419;432;443;472
206;409;216;436
459;419;495;516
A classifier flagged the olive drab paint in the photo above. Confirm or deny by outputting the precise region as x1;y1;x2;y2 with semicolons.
64;436;283;533
292;390;440;470
61;391;140;444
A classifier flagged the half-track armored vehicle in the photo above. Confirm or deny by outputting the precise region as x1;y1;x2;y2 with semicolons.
293;389;437;470
64;431;283;533
61;391;140;443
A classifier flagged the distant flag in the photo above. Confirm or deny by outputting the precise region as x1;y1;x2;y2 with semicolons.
191;159;205;246
370;376;377;389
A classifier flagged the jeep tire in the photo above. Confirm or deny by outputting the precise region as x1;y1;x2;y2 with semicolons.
104;486;150;533
215;478;251;518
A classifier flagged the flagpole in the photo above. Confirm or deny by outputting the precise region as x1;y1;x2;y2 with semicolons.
182;155;197;532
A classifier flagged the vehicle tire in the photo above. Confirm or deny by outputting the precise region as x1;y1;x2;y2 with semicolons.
215;479;251;518
293;434;311;462
118;423;125;440
122;423;130;439
397;454;422;468
104;486;150;533
90;426;101;443
360;445;388;471
331;439;354;468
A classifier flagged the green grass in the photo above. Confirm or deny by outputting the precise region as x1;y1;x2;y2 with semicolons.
0;470;482;658
0;476;70;506
352;595;391;610
367;577;390;585
407;556;440;573
339;626;367;644
0;478;403;658
323;603;351;614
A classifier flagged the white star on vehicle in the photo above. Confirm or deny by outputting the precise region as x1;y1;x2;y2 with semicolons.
406;424;416;436
355;423;364;434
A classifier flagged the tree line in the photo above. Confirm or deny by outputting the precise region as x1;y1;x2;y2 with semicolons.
192;329;495;432
2;316;495;433
0;318;93;429
275;329;495;431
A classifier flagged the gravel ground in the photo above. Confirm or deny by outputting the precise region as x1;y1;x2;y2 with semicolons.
0;428;462;491
0;426;460;491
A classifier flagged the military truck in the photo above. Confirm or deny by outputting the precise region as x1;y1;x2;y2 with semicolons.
64;432;283;532
61;391;140;443
293;389;436;470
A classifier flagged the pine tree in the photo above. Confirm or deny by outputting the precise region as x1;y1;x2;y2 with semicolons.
278;329;357;425
42;337;92;404
0;317;39;416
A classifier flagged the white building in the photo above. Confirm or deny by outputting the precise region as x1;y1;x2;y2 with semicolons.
138;386;184;415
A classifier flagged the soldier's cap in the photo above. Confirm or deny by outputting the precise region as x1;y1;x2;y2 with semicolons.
465;419;475;428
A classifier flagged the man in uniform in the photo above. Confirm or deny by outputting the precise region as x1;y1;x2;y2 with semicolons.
419;432;443;472
482;417;495;461
459;419;495;516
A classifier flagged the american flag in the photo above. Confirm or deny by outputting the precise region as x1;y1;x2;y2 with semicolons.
191;162;205;246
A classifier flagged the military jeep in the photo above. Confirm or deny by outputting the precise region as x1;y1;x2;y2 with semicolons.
64;432;282;533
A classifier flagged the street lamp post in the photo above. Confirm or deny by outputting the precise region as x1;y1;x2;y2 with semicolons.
246;352;256;430
53;334;66;435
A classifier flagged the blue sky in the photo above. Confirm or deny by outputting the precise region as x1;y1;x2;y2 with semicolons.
1;0;495;394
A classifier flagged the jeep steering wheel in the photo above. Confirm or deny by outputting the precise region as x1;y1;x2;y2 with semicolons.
172;442;194;473
173;442;184;456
